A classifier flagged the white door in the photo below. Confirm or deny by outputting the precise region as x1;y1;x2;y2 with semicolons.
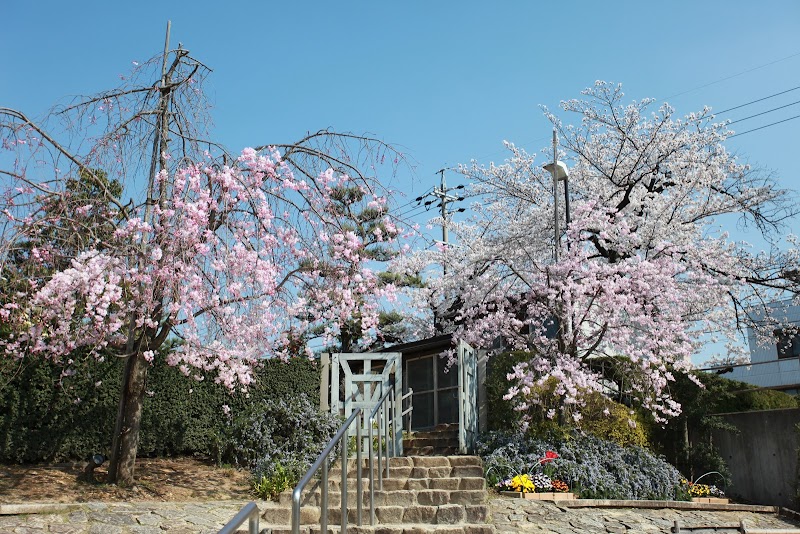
457;340;478;454
329;352;403;455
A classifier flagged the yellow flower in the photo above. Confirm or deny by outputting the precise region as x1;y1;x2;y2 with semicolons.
510;474;536;493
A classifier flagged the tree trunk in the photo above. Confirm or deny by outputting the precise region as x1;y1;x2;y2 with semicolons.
107;351;149;485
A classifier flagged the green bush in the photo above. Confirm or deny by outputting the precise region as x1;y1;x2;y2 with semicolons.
487;353;650;447
221;394;341;496
252;462;294;501
0;353;322;463
0;354;121;463
485;351;530;431
576;391;649;448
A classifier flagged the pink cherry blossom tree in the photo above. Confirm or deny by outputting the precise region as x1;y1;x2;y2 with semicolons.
400;81;799;424
0;44;410;483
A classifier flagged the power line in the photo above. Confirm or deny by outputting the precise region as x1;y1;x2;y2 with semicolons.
396;205;430;220
663;50;800;101
714;85;800;116
729;114;800;138
393;186;433;212
727;99;800;125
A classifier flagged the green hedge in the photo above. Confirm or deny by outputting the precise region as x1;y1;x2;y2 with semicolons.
485;351;530;431
0;353;321;463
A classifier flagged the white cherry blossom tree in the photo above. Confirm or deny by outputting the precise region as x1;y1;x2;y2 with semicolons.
399;81;799;423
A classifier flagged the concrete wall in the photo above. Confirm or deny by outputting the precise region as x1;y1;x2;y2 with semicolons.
712;408;800;508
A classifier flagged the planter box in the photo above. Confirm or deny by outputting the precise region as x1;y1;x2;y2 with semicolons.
501;491;576;500
691;497;730;504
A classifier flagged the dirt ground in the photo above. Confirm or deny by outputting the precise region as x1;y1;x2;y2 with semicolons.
0;457;253;503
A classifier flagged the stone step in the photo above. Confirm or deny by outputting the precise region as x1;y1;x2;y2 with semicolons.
403;437;459;448
258;453;493;534
403;446;459;456
261;503;492;526
407;431;458;440
286;476;486;502
328;465;485;480
278;488;488;508
337;456;482;469
258;524;496;534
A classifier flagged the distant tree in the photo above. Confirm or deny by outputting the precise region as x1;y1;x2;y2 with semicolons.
0;40;410;483
305;183;422;353
400;81;799;423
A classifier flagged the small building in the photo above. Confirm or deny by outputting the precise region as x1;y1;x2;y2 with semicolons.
321;334;489;453
724;300;800;394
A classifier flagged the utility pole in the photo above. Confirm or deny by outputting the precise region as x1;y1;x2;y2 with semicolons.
431;169;464;274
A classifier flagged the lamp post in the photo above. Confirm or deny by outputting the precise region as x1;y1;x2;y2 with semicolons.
543;158;571;260
543;147;573;350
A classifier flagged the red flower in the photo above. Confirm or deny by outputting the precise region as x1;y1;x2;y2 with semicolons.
539;450;559;465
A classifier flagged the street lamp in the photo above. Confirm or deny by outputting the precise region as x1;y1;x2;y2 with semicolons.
543;157;573;348
543;159;571;260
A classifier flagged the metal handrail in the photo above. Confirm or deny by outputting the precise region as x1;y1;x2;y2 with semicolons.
291;398;362;534
366;381;398;527
217;501;259;534
221;377;408;534
293;379;400;534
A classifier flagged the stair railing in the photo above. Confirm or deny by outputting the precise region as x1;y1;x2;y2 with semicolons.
367;380;398;526
217;501;259;534
291;376;404;534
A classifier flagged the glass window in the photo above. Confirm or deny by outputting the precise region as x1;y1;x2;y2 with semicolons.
407;357;434;392
412;391;434;429
437;356;459;389
437;388;459;424
775;328;800;359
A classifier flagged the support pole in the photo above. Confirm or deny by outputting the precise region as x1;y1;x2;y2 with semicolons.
552;129;559;263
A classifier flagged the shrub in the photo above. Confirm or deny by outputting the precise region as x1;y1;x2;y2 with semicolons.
0;353;323;463
485;351;530;431
478;429;684;500
577;391;650;448
221;393;341;492
252;461;295;501
489;358;650;447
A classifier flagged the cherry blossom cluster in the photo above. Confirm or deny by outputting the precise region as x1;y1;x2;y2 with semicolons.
1;148;404;390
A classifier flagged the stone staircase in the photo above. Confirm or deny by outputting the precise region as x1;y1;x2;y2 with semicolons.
257;455;495;533
402;424;459;456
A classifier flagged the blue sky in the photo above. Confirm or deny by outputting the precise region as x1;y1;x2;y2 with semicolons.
3;1;799;359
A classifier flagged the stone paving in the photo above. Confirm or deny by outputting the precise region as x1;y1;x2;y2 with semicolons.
490;497;800;533
0;501;251;533
3;497;800;533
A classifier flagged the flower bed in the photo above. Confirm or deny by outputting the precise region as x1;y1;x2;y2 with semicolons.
683;476;728;504
500;490;577;500
479;431;687;501
494;451;578;499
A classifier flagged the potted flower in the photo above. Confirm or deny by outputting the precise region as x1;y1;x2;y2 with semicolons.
497;450;576;501
684;472;729;504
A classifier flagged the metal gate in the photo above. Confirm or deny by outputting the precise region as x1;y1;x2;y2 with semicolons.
329;352;403;455
457;340;478;454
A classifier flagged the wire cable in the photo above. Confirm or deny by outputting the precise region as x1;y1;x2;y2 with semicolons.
727;100;800;125
714;86;800;116
729;114;800;138
663;51;800;101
